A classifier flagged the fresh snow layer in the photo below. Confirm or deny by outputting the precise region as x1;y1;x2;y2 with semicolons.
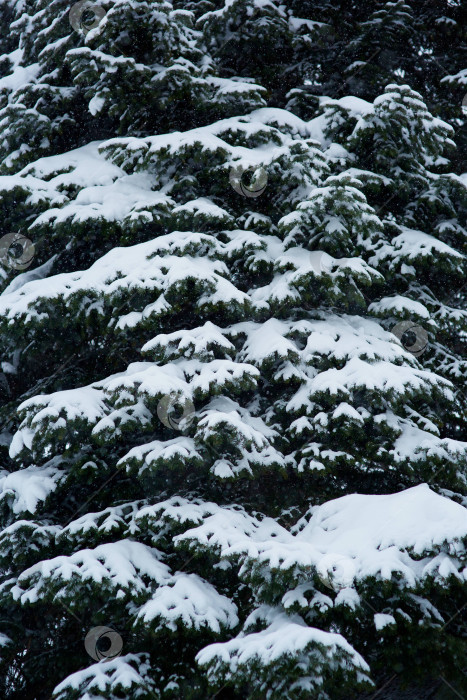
136;571;239;632
9;312;465;478
197;607;369;671
0;48;40;92
11;540;171;604
51;654;154;699
197;605;373;692
178;484;467;589
0;232;249;327
0;463;63;514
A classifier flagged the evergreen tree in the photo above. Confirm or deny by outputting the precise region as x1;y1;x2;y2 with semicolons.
0;0;265;172
0;1;465;699
284;0;467;165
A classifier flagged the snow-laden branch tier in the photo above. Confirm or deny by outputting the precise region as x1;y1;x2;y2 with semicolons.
0;1;466;697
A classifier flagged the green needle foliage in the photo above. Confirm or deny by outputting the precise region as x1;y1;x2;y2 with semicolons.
0;1;465;699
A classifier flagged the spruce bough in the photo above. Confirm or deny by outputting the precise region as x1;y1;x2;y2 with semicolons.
0;1;465;698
